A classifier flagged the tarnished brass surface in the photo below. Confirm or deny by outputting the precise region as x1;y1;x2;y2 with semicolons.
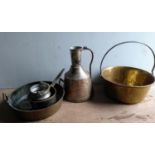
101;66;154;104
100;41;155;104
102;66;154;87
64;46;94;103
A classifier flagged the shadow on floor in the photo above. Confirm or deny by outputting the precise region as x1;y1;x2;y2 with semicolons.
90;84;125;106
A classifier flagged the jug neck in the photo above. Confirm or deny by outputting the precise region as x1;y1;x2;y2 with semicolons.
70;46;83;67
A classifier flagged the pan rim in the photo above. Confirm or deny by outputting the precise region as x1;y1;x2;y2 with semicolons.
6;82;64;113
101;66;155;88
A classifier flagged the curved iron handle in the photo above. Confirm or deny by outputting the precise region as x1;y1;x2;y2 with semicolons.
83;46;94;77
100;41;155;75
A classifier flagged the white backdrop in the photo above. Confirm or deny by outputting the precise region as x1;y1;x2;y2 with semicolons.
0;32;155;88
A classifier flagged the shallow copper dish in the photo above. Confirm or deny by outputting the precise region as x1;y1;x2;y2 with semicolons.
100;41;155;104
4;81;64;121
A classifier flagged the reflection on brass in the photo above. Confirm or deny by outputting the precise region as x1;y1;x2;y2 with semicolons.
101;66;154;104
100;41;155;104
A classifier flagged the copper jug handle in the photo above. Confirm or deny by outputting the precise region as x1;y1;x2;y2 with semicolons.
83;46;94;77
100;41;155;76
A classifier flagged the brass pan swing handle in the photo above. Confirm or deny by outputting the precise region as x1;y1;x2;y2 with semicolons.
83;46;94;77
100;41;155;76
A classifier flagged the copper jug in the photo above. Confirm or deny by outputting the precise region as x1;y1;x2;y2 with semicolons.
64;46;94;103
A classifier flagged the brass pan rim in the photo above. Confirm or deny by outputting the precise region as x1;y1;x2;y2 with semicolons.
101;66;155;88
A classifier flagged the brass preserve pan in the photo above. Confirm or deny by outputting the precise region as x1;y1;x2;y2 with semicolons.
100;41;155;104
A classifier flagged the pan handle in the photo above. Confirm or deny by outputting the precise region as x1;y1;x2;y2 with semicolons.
2;93;8;102
59;78;64;87
100;41;155;76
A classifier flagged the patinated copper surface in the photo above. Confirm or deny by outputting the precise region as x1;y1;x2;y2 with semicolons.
4;82;64;121
64;46;94;103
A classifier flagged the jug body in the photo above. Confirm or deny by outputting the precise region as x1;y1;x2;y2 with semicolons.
64;46;94;103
